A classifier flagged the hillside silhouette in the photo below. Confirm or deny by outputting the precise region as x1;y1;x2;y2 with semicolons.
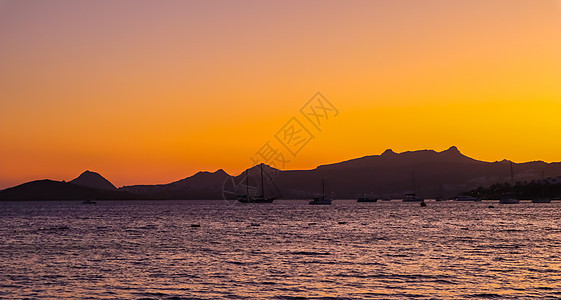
271;146;560;198
0;179;142;201
121;169;230;199
70;170;117;191
121;146;561;199
3;147;561;200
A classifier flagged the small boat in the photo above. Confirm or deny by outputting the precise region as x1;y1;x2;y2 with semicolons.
499;197;519;204
237;195;274;203
309;178;332;205
357;197;378;202
82;200;97;205
309;196;332;205
455;195;481;202
403;170;423;202
403;193;424;202
237;164;280;203
532;171;551;203
499;163;519;204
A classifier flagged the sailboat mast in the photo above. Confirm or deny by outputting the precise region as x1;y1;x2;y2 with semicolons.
246;169;249;198
260;164;264;198
510;162;514;186
411;170;416;194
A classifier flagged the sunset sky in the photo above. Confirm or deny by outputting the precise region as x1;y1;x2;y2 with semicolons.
1;0;561;189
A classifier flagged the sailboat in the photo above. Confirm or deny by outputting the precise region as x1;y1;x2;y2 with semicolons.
403;170;423;202
309;178;332;205
499;162;519;204
532;170;551;203
403;193;423;202
237;164;281;203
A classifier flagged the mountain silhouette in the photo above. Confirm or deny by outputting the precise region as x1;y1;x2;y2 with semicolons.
120;169;230;199
4;147;561;200
123;146;561;199
0;179;142;201
273;146;555;198
70;170;117;191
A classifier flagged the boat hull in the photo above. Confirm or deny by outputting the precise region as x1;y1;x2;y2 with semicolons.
532;198;551;203
309;201;332;205
309;197;332;205
455;196;481;202
357;197;378;202
403;199;423;202
499;198;519;204
237;196;276;203
403;193;423;202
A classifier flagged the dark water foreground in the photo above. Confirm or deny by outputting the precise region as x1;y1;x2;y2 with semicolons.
1;200;560;299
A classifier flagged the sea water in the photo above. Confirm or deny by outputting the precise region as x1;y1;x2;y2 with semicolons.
1;200;560;299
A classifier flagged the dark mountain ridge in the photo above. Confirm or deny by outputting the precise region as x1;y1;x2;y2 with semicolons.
120;169;230;199
4;147;561;200
70;170;117;191
0;179;142;201
120;146;561;199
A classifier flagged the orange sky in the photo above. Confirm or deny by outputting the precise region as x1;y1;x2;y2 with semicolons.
1;0;561;189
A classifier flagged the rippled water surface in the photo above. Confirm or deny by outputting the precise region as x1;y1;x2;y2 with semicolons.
1;200;561;299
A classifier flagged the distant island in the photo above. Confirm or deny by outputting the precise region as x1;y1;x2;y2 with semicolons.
2;147;561;201
0;171;144;201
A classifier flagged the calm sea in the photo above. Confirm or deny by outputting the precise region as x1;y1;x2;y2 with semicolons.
1;200;561;299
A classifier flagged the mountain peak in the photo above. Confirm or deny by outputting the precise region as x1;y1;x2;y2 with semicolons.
70;170;117;191
246;163;280;173
192;169;230;177
381;149;396;156
215;169;227;175
442;146;461;154
169;168;231;187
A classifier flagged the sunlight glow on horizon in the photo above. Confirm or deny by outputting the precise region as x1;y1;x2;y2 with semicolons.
1;0;561;188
